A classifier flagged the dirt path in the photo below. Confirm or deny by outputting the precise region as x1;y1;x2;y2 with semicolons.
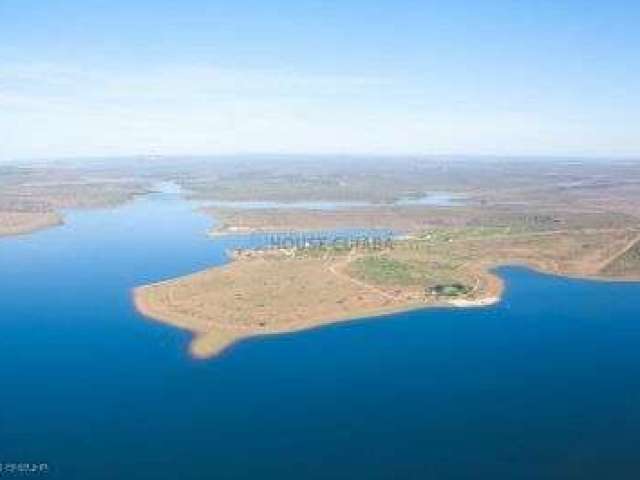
598;231;640;271
326;251;399;301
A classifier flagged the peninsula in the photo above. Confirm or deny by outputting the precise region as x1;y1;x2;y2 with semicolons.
134;224;640;358
0;163;150;237
4;157;640;359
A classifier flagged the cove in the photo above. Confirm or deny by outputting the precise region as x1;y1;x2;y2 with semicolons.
1;191;640;479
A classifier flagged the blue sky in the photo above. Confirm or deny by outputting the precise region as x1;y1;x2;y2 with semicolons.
1;0;639;160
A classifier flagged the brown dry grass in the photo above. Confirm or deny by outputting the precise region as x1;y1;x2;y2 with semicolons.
0;211;63;237
0;173;148;237
135;226;640;359
134;251;431;358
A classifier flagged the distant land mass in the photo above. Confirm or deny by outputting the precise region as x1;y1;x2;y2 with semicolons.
4;155;637;358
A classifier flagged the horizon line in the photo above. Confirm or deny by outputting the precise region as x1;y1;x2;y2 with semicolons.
5;151;640;166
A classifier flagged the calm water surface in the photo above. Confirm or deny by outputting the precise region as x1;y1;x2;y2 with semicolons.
1;192;640;479
204;192;464;210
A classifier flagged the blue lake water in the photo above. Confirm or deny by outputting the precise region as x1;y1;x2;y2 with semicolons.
203;192;464;210
1;191;640;479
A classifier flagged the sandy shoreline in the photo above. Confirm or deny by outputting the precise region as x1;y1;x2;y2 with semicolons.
133;213;640;361
133;245;640;360
132;254;507;360
134;287;503;359
0;211;64;238
134;288;439;359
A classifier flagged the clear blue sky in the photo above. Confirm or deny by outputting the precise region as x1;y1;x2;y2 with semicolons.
1;0;639;160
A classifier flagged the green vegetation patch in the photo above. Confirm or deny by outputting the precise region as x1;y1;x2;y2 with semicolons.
416;226;512;243
601;238;640;277
429;283;472;297
351;255;420;286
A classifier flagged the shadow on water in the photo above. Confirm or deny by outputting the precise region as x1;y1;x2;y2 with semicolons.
1;191;640;479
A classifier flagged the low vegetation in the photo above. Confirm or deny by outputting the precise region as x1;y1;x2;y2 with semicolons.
350;256;419;286
601;238;640;277
429;283;473;296
136;221;640;359
0;165;149;237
